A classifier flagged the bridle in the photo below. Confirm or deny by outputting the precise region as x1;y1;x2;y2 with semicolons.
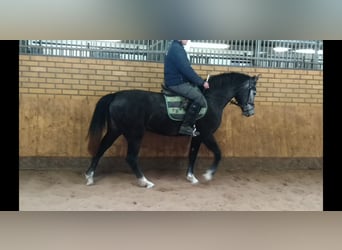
230;77;257;116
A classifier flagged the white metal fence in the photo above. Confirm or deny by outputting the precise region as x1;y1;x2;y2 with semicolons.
19;40;323;70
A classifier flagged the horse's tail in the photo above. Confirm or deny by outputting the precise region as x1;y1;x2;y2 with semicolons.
87;93;116;156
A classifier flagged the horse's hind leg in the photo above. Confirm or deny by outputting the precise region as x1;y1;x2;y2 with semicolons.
85;131;121;185
125;136;154;188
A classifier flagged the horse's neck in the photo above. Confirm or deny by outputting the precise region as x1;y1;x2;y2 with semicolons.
205;89;233;110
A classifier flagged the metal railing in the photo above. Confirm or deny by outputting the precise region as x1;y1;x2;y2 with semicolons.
19;40;323;70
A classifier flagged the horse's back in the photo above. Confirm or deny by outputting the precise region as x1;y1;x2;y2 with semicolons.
112;89;163;108
108;89;181;135
109;89;165;121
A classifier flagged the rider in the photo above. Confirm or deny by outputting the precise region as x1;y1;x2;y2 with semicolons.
164;40;210;136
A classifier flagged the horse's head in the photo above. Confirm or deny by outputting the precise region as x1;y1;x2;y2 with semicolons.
232;74;260;117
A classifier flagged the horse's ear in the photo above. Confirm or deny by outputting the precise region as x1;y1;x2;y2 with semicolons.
254;74;261;82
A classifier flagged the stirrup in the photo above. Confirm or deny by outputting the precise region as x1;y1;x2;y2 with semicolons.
179;125;200;137
192;126;200;136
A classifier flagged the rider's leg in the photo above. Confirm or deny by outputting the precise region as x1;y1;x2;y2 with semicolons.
179;102;201;136
167;83;206;137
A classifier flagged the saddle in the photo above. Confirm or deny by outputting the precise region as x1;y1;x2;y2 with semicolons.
161;84;207;121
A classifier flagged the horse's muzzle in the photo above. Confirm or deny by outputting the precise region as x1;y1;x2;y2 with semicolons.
242;104;255;117
243;110;254;117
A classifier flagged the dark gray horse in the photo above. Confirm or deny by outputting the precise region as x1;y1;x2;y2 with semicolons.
85;72;260;188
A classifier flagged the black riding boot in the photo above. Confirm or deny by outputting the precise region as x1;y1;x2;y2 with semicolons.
179;103;201;136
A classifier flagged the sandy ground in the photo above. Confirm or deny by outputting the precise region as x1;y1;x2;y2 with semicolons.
19;160;322;211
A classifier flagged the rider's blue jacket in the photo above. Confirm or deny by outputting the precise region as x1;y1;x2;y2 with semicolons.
164;40;205;87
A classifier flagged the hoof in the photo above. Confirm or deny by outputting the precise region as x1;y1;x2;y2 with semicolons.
146;182;155;189
187;174;199;184
85;172;94;186
138;177;155;188
203;171;213;181
86;179;94;186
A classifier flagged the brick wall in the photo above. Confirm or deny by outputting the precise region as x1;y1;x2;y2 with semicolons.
19;55;323;158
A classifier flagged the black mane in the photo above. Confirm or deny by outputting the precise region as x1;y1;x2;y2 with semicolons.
209;72;250;86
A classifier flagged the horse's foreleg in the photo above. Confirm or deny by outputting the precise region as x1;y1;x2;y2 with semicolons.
202;135;221;181
126;138;154;188
186;137;202;184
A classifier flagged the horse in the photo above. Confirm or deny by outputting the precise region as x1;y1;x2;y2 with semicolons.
85;72;260;188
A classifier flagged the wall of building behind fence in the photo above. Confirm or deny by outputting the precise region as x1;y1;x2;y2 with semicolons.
19;55;322;158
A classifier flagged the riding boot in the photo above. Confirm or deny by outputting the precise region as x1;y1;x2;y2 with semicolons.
179;103;201;136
